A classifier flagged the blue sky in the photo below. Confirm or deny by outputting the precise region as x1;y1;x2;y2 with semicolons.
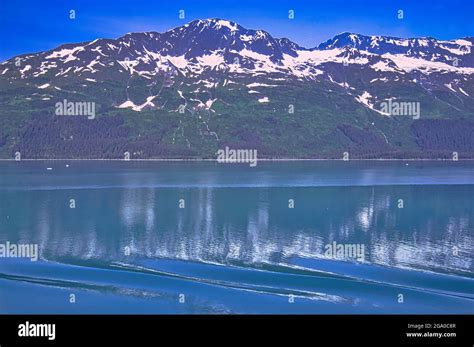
0;0;473;60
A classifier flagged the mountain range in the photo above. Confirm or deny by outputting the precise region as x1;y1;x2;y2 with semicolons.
1;18;474;159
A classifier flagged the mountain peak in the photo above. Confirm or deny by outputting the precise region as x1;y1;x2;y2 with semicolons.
185;18;241;32
318;32;367;50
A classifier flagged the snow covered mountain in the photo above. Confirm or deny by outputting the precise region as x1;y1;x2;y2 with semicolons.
2;19;473;81
1;19;474;159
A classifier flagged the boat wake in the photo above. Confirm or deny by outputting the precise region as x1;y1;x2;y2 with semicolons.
1;255;472;314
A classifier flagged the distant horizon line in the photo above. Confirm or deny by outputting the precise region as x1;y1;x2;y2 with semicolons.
1;158;474;162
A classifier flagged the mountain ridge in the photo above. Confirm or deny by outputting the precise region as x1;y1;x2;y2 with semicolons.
1;18;474;159
4;18;474;61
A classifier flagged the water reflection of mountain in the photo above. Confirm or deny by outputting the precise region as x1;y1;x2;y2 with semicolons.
15;183;473;275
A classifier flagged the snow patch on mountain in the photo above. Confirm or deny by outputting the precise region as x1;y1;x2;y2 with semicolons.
371;61;397;72
214;20;238;32
197;52;225;67
247;83;278;88
166;55;188;69
46;46;85;60
382;54;474;74
355;91;389;116
118;96;157;112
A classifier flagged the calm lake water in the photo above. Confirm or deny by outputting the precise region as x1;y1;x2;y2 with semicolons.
0;161;473;313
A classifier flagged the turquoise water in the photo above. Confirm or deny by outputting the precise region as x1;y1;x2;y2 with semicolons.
0;161;473;313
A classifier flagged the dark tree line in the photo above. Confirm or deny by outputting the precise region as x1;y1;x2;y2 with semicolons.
411;119;474;151
13;115;195;159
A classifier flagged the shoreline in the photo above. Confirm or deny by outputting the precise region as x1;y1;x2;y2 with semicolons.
1;158;474;162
